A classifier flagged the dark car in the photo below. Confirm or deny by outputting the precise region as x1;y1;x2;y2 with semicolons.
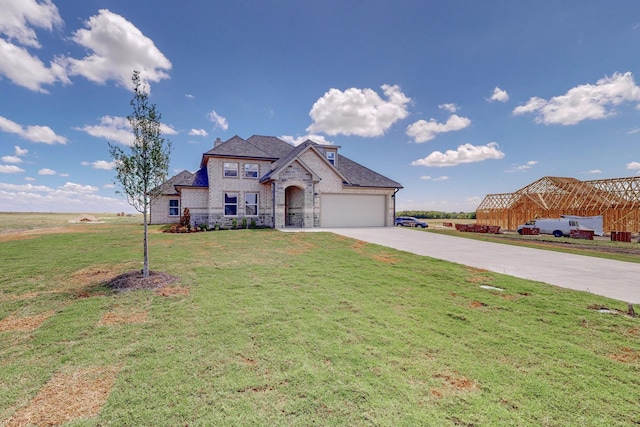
395;216;428;228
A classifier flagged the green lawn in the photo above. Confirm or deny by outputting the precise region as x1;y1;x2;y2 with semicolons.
1;221;639;426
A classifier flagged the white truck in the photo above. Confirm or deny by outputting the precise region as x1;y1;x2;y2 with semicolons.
516;218;593;237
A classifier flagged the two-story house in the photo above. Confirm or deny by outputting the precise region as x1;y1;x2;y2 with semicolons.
150;135;402;228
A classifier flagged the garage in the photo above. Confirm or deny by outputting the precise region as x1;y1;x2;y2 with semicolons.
320;194;386;227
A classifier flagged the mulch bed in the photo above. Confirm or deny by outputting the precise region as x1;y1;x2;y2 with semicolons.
106;270;179;292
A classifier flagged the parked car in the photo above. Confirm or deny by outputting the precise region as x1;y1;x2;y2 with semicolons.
395;216;428;228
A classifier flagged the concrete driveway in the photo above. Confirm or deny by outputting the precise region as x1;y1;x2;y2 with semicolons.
284;227;640;304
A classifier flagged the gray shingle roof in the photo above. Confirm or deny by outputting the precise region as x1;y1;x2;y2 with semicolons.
192;135;402;190
156;170;194;195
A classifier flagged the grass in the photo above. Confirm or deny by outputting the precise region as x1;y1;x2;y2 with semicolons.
0;218;639;425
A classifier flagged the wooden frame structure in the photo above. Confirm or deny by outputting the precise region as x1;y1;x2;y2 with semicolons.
476;176;640;233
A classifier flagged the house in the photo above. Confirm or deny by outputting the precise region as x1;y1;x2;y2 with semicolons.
150;135;402;228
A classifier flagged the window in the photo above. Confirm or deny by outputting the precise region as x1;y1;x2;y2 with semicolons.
326;151;335;165
224;193;238;216
245;193;259;216
224;162;238;177
169;199;180;216
244;163;259;178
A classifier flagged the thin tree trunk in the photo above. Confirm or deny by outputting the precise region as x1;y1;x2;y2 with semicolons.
143;210;149;278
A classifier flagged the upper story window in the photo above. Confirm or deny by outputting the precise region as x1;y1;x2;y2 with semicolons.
224;162;238;177
244;163;259;179
326;151;336;165
169;199;179;216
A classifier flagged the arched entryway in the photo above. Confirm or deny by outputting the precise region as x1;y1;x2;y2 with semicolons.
285;185;305;227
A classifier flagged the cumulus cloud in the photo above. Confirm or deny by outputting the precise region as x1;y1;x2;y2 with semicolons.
207;110;228;131
406;114;471;143
15;146;28;156
489;87;509;102
626;161;640;170
280;134;333;146
0;39;69;92
0;115;67;144
439;103;457;113
38;168;56;175
189;129;208;137
2;155;22;164
506;160;538;173
307;84;411;137
411;142;505;167
513;72;640;125
78;115;176;146
587;169;602;174
0;0;69;92
81;160;116;170
63;9;171;90
0;0;62;47
0;165;25;173
0;180;128;212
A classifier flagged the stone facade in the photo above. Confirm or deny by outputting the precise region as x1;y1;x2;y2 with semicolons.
149;136;402;228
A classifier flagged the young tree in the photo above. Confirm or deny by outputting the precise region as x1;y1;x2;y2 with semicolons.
109;70;172;278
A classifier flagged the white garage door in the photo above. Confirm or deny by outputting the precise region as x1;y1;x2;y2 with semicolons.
320;194;386;227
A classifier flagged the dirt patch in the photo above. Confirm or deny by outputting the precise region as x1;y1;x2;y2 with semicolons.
156;286;190;297
470;301;487;309
431;372;480;398
0;226;81;242
106;270;179;292
609;347;640;364
5;365;119;427
70;265;129;287
371;254;399;264
99;310;148;326
0;311;55;332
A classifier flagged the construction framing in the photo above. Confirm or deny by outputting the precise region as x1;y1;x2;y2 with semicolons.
476;176;640;233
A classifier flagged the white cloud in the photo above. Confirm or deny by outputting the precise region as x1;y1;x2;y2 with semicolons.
64;9;171;90
587;169;602;174
38;168;56;175
2;155;22;163
0;115;67;144
439;103;457;113
0;39;69;93
82;160;116;170
185;94;195;99
307;84;411;137
0;0;62;48
0;1;69;92
14;146;28;156
189;128;208;137
420;175;449;181
207;110;228;131
626;161;640;170
627;128;640;135
411;142;505;167
280;134;333;146
78;115;175;146
24;176;35;181
0;180;130;212
103;183;115;188
0;164;25;173
489;87;509;102
506;160;538;173
406;114;471;143
513;72;640;125
77;116;132;145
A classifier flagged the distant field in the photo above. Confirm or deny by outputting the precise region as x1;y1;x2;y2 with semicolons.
0;212;141;234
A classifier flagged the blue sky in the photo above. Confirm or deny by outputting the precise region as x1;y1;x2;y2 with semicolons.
2;1;640;213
